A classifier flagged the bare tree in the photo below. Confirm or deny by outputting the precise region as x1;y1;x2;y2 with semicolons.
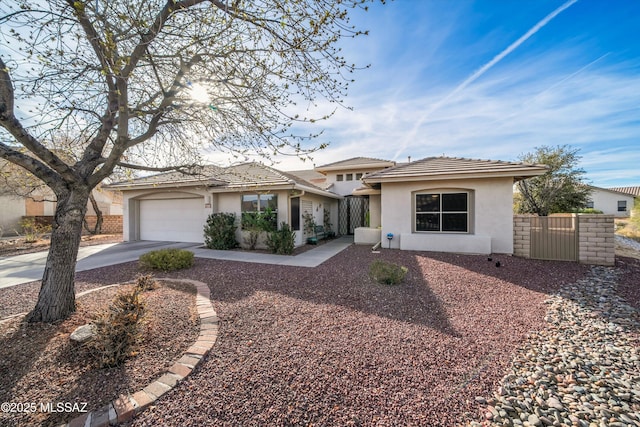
0;0;377;322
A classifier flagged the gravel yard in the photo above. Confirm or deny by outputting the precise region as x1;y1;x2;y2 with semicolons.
122;245;589;426
2;244;636;426
0;281;199;427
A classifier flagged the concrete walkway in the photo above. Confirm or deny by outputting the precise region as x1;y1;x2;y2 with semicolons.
0;237;353;289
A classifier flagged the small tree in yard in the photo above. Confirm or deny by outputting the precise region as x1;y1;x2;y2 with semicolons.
0;0;379;322
515;145;592;216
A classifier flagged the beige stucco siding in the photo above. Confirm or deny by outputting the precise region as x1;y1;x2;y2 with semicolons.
379;177;515;254
0;195;26;235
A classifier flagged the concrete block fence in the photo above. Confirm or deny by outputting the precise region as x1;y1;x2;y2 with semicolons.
513;214;615;266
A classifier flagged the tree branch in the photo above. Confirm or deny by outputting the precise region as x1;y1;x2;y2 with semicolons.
0;143;63;192
114;161;201;173
0;58;81;184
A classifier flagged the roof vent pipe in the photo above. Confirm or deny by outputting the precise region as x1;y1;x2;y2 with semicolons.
408;156;411;163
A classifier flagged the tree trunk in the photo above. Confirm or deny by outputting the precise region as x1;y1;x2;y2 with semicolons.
27;188;89;323
83;192;103;235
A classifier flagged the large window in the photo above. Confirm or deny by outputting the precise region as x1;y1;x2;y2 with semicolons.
241;193;278;230
415;192;468;232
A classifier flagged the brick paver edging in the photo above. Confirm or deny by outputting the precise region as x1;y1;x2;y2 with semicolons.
64;279;216;427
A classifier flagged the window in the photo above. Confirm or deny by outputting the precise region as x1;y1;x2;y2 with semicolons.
336;174;343;182
241;193;277;230
346;173;353;181
355;173;363;180
618;200;627;212
586;201;594;209
290;197;300;231
415;192;468;232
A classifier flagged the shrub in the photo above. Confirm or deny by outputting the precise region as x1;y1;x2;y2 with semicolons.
266;222;296;255
85;287;146;368
369;260;408;285
134;273;158;291
575;208;604;214
19;217;51;243
139;248;194;271
204;212;238;250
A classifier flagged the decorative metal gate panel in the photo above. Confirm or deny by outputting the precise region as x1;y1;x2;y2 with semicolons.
338;196;369;235
530;215;578;261
339;199;349;235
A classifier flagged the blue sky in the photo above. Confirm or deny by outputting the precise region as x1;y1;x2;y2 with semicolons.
269;0;640;188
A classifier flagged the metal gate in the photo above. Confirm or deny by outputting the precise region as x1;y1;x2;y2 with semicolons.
339;196;369;235
530;215;578;261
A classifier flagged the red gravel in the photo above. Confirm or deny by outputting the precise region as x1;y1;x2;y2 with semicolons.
0;281;199;427
616;256;640;310
115;246;590;427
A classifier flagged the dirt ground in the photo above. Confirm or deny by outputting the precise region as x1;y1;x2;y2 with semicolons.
0;234;123;257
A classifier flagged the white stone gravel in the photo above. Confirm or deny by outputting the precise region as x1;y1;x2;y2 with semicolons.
469;266;640;427
616;235;640;252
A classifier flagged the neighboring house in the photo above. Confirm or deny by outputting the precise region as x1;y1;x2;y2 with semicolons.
586;186;635;217
0;185;122;236
108;162;341;246
359;156;548;254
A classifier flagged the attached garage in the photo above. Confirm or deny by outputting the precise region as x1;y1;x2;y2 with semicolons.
139;196;205;243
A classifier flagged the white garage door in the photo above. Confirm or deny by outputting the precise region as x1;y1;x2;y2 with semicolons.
139;198;204;243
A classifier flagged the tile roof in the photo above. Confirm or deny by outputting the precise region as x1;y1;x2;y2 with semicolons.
107;162;339;198
363;156;548;182
608;186;640;197
108;165;225;188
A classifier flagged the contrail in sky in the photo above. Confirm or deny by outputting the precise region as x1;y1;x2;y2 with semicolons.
396;0;580;158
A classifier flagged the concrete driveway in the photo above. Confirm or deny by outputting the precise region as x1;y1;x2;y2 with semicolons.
0;241;200;289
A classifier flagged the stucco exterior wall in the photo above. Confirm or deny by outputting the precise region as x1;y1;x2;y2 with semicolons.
369;194;381;228
0;195;26;236
588;189;634;217
122;187;338;247
379;177;515;254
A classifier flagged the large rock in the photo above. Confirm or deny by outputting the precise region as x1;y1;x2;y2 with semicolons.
70;324;96;343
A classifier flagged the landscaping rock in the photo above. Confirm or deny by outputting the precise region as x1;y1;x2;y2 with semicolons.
470;266;640;426
70;323;96;343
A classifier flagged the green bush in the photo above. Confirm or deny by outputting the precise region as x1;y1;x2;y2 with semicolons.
139;248;194;271
266;222;296;255
369;260;408;285
575;208;604;214
204;212;238;250
85;287;146;368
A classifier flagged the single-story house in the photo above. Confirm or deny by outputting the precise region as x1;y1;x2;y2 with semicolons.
0;185;122;236
108;162;342;247
357;156;548;254
586;186;636;217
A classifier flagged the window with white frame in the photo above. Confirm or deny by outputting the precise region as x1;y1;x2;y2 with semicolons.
586;200;594;209
415;192;469;232
336;174;344;182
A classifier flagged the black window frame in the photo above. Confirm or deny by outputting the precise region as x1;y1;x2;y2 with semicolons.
415;191;469;233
